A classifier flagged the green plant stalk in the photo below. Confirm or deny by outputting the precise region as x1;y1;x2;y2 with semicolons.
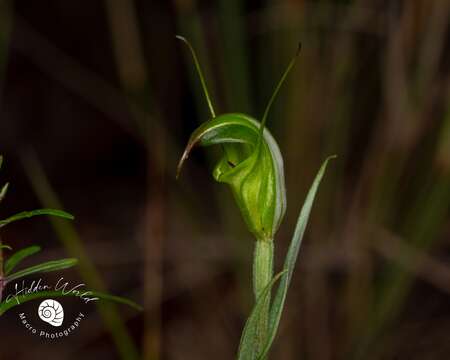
252;239;274;354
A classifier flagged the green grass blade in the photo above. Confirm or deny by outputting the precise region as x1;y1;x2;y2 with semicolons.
258;156;336;360
0;209;74;228
4;245;41;275
6;258;77;282
237;271;286;360
0;244;12;251
0;289;142;316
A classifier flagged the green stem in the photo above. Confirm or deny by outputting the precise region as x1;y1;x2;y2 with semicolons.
253;239;274;357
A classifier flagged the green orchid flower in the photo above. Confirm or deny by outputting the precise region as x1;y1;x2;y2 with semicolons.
177;37;299;243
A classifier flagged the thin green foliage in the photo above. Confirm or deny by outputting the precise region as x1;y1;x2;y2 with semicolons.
0;155;141;322
238;271;286;360
21;152;141;360
6;258;78;282
0;209;74;228
4;245;41;275
258;156;336;359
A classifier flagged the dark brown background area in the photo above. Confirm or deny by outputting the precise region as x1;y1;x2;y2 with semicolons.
0;0;449;359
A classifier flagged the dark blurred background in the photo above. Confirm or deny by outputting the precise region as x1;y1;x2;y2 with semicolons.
0;0;449;359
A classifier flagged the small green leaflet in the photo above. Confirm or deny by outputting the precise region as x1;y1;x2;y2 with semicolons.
4;245;41;275
0;209;74;229
6;258;78;282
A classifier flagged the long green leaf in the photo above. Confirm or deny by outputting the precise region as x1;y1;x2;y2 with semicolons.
258;156;336;360
4;245;41;275
237;271;286;360
0;289;142;316
0;209;74;228
6;258;78;282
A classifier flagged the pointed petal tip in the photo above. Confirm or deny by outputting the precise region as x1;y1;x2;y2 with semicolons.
327;154;338;161
321;155;337;170
176;150;189;179
176;136;200;179
175;35;187;43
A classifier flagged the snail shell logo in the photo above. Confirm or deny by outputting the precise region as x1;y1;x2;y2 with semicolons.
38;299;64;327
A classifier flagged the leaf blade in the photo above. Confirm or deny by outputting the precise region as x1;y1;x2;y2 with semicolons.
4;245;42;275
0;209;74;228
6;258;78;282
258;156;336;360
237;271;286;360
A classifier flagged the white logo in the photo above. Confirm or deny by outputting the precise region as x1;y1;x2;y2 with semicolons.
38;299;64;327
